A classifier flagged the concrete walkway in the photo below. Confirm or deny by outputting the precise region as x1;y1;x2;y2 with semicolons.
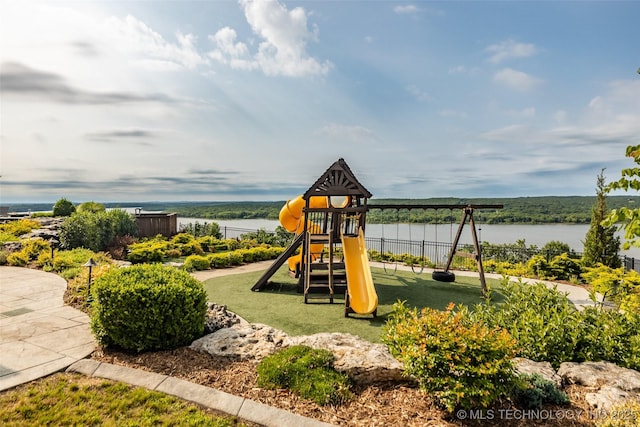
0;266;95;391
0;265;333;427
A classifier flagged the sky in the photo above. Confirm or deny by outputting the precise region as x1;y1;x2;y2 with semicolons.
1;0;639;203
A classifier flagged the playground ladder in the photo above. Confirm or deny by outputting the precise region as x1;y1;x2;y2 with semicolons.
303;231;338;303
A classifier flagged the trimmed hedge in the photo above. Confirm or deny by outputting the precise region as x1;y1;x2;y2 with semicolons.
90;264;207;352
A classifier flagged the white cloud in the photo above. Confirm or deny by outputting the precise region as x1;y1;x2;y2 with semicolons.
393;5;419;15
588;96;604;110
493;68;541;91
102;15;207;71
485;39;538;63
586;80;640;117
439;109;468;118
209;0;331;77
318;123;375;142
208;27;257;71
504;107;536;118
480;124;531;142
448;65;466;74
554;110;568;124
405;84;431;102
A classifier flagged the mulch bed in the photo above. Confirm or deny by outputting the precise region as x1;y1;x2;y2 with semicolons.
91;347;600;427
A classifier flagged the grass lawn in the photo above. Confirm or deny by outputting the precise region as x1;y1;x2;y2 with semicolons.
0;373;248;426
203;266;504;343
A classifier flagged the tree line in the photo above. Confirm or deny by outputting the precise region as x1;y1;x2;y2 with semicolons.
122;196;640;225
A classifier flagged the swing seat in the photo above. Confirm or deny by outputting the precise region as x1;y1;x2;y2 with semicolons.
432;270;455;282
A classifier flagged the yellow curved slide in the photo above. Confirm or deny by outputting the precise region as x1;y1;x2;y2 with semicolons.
341;229;378;315
279;195;327;271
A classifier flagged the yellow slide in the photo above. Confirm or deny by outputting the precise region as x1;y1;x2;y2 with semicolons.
341;229;378;315
279;195;327;271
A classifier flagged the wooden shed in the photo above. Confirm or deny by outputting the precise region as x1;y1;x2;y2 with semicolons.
135;212;178;238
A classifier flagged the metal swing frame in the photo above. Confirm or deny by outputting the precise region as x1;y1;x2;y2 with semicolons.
367;203;502;296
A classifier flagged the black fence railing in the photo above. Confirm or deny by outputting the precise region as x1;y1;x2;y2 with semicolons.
195;225;640;274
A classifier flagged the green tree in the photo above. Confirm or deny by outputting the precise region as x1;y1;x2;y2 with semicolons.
52;198;76;217
541;241;572;258
583;169;621;267
77;201;106;213
60;209;137;251
603;146;640;250
179;221;222;238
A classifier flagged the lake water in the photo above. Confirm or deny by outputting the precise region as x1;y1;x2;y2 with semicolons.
177;217;640;259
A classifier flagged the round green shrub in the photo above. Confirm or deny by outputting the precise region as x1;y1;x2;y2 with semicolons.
267;247;285;259
0;250;9;265
196;236;217;252
126;240;170;263
7;251;28;266
473;279;582;368
21;238;51;261
382;301;517;412
511;373;569;409
227;252;243;266
52;197;76;217
90;264;207;352
251;247;270;261
183;255;210;271
179;240;204;256
237;249;255;263
171;233;195;245
257;345;353;406
207;253;230;268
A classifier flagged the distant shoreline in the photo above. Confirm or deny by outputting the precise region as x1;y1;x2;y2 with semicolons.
4;195;640;226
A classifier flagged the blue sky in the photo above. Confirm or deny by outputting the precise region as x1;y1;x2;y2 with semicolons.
1;0;639;203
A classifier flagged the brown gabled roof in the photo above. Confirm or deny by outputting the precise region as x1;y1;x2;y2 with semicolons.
303;158;372;199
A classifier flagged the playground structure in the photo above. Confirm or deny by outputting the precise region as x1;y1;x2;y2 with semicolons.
251;158;502;316
252;158;376;317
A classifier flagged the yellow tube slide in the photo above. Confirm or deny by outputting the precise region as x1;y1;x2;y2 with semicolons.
279;195;328;271
341;229;378;315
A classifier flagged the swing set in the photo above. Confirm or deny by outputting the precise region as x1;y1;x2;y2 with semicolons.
367;203;503;295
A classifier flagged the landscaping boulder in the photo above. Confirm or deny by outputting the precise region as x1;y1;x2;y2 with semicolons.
190;319;406;385
558;361;640;411
285;332;407;385
203;302;246;334
19;217;64;245
190;323;287;361
513;357;562;388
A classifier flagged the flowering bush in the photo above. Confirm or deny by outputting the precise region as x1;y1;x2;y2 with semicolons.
382;301;517;412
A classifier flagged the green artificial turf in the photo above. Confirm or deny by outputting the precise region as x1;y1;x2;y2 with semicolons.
202;267;503;343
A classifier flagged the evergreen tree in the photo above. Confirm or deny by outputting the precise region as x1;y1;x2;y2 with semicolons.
583;169;621;267
52;197;76;217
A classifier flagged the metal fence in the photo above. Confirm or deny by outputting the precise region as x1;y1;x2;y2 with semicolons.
194;224;640;274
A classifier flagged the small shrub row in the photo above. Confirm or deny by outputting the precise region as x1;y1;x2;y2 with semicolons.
367;250;435;268
126;234;251;264
184;246;285;271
